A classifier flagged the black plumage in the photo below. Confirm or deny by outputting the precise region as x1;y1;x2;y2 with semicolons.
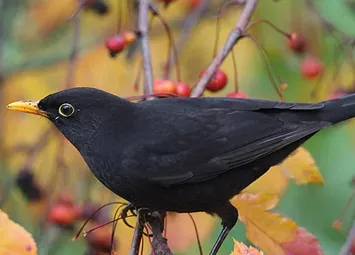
7;87;355;254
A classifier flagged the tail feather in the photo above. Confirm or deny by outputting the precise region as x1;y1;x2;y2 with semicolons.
320;93;355;124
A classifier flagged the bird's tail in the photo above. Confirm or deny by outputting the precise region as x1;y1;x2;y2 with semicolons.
319;93;355;124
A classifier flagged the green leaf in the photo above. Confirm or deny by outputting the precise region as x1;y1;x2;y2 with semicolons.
312;0;355;36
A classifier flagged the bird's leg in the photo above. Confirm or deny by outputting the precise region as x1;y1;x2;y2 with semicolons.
209;203;238;255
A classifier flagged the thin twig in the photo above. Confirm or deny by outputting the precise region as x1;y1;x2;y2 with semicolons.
65;10;81;89
149;3;181;81
191;0;259;97
339;221;355;255
57;11;81;186
138;0;154;95
188;213;203;255
0;0;6;160
129;210;145;255
165;0;212;74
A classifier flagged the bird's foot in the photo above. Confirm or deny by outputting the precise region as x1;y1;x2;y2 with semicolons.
121;204;153;237
120;203;136;229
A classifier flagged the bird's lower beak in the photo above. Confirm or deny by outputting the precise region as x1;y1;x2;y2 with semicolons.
6;100;48;118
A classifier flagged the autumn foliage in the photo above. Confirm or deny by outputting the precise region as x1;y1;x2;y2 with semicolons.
2;1;355;255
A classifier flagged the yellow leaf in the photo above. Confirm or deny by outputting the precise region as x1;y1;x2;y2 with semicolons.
231;239;264;255
231;193;297;255
232;193;280;212
0;209;37;255
244;167;289;196
243;147;323;197
278;147;324;185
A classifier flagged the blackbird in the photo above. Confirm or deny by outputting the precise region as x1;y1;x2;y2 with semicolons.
7;87;355;254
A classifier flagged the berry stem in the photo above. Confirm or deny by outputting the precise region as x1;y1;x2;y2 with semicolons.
73;202;127;241
311;41;344;99
188;213;203;255
149;4;181;82
247;19;290;39
116;0;123;33
246;34;285;101
133;57;143;92
165;0;212;75
231;48;239;92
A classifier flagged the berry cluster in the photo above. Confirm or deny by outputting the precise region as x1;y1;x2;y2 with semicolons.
154;79;191;97
287;32;324;80
105;31;136;58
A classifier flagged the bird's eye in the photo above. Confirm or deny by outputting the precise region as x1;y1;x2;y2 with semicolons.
58;103;75;117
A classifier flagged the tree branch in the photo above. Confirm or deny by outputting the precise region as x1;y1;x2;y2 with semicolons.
191;0;259;97
0;0;6;160
65;10;80;89
148;212;172;255
138;0;154;95
339;221;355;255
129;211;145;255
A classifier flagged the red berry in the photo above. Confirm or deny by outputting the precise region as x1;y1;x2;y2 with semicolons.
175;82;191;97
329;91;346;100
86;225;114;252
105;35;126;57
122;31;136;45
227;91;248;99
153;79;177;94
200;69;228;92
288;33;307;53
350;237;355;255
301;56;323;79
185;0;202;9
47;204;78;226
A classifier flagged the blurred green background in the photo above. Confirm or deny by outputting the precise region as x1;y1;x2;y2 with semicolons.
1;0;355;254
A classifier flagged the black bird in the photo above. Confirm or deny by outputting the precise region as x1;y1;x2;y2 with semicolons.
7;87;355;254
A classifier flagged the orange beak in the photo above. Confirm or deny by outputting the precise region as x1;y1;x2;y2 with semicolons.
6;100;48;118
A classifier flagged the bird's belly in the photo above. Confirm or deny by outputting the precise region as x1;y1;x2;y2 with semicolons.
93;165;270;213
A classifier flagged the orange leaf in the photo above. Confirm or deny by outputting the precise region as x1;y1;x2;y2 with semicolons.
231;239;264;255
280;227;323;255
0;209;37;255
165;212;216;253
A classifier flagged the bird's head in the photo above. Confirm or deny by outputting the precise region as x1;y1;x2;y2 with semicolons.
7;87;133;149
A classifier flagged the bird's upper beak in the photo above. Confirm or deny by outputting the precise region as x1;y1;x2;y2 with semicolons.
6;100;48;118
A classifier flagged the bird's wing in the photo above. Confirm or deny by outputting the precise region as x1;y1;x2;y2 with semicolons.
125;98;330;187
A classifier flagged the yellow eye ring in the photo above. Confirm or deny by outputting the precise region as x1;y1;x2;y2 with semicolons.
58;103;75;117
